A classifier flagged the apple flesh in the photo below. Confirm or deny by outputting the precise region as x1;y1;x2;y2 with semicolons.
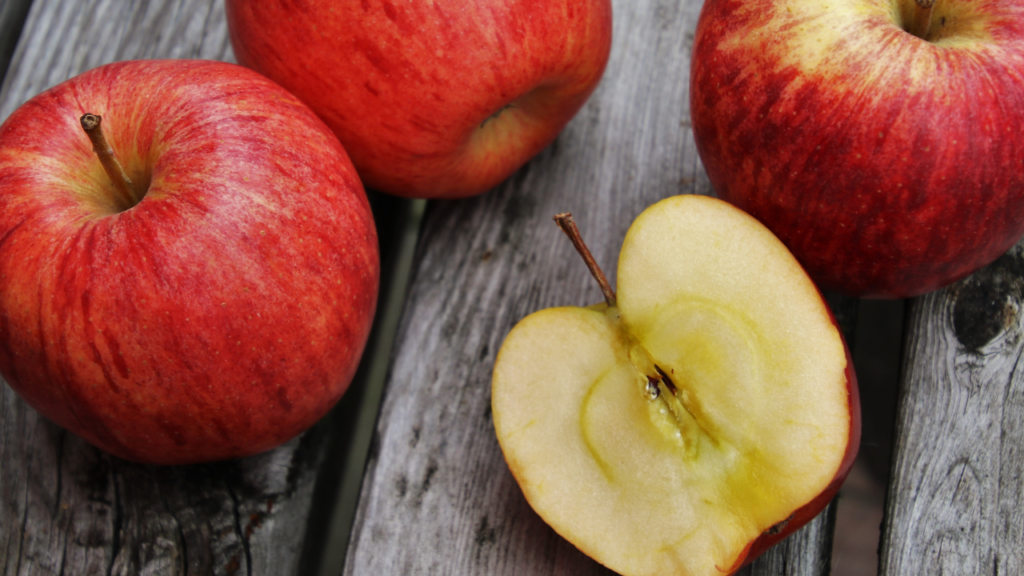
492;195;859;574
690;0;1024;297
225;0;613;199
0;60;379;465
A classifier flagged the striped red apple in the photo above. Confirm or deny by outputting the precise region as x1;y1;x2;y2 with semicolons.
225;0;613;199
0;60;379;465
691;0;1024;297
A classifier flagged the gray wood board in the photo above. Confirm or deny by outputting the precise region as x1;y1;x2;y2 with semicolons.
0;1;329;575
342;0;842;574
879;241;1024;575
0;0;32;82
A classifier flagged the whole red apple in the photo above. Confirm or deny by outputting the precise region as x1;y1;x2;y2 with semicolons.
690;0;1024;297
225;0;612;199
0;60;379;465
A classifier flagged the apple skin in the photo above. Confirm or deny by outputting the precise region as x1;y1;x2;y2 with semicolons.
225;0;612;199
690;0;1024;297
0;60;379;465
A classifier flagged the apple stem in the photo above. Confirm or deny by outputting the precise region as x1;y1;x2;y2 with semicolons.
80;113;137;209
908;0;935;40
553;213;617;307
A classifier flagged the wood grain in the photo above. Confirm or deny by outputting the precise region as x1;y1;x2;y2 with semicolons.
0;2;328;575
879;241;1024;575
342;0;842;574
0;0;32;82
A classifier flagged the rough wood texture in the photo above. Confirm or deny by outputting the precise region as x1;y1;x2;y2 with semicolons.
0;2;330;575
879;241;1024;575
0;0;32;82
343;0;841;573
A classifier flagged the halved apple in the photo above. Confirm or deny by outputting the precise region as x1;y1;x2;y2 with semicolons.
492;195;860;575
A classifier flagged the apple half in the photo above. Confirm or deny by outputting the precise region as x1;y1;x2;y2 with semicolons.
492;195;860;575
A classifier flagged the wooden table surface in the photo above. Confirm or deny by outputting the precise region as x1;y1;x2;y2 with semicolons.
0;0;1021;575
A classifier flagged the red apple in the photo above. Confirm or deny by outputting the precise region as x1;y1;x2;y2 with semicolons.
0;60;379;465
690;0;1024;298
225;0;612;199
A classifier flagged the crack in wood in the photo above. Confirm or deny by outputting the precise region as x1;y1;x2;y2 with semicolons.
225;485;252;576
106;469;122;576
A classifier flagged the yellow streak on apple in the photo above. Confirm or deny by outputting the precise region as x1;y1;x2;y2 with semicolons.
454;85;557;193
717;0;1000;94
492;196;851;575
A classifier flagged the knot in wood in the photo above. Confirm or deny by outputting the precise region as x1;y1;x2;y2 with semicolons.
952;251;1024;352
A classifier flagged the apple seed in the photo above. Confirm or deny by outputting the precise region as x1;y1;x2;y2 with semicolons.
644;376;660;400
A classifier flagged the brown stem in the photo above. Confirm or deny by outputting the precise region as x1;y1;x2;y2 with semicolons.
553;213;617;307
80;113;136;209
908;0;935;40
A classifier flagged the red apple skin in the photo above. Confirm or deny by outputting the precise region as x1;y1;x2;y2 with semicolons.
0;60;379;465
225;0;612;199
727;305;861;571
690;0;1024;297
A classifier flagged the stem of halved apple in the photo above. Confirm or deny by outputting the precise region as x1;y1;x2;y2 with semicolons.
553;213;617;307
80;113;138;211
908;0;935;40
553;212;705;454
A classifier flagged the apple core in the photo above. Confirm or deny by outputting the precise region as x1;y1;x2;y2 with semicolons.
581;300;762;470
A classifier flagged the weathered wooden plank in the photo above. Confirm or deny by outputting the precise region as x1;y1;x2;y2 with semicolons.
879;242;1024;575
303;195;425;576
0;1;352;575
342;0;844;573
0;0;232;121
0;0;33;82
